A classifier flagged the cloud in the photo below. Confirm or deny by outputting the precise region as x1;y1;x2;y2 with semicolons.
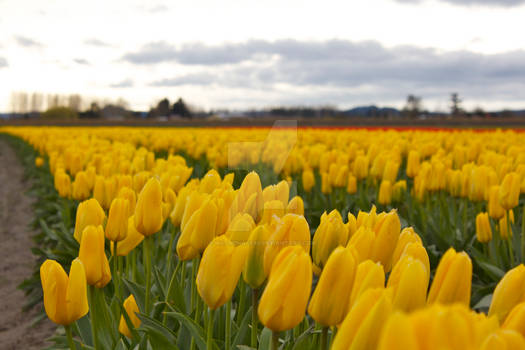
148;4;169;13
84;38;111;47
395;0;525;6
0;57;7;68
110;79;134;88
74;58;90;65
14;36;43;47
143;39;525;106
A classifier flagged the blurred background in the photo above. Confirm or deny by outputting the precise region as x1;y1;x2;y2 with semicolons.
1;0;524;123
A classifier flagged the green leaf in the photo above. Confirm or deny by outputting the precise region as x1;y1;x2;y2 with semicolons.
290;325;314;350
478;261;505;280
232;306;252;348
138;313;179;350
122;278;146;313
165;311;207;350
258;327;273;350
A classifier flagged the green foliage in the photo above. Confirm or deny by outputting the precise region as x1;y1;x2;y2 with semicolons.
41;106;78;119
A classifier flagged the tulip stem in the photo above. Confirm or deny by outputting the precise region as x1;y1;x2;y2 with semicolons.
237;279;246;324
207;308;215;350
320;327;328;350
225;299;231;350
508;216;514;267
166;227;176;275
64;325;76;350
113;242;119;299
131;250;137;282
144;236;152;315
251;288;258;348
521;205;525;263
88;285;99;350
271;331;279;350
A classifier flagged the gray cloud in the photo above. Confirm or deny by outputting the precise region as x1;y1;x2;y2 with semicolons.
14;36;43;47
110;79;134;88
0;57;7;68
74;58;90;65
145;39;525;105
84;38;111;47
395;0;525;6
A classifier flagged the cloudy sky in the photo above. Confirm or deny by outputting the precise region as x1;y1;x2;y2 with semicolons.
1;0;525;112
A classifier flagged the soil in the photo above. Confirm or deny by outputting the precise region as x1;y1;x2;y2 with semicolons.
0;139;56;350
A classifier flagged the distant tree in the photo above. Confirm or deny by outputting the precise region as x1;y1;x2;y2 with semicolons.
450;93;462;116
41;106;78;119
402;95;422;119
172;98;192;118
472;107;485;118
157;98;171;116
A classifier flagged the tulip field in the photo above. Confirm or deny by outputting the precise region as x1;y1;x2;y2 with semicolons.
2;125;525;350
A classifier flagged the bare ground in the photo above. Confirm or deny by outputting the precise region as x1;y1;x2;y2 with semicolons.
0;139;55;350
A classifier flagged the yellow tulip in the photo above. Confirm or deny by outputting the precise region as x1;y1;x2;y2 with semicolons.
499;210;515;239
118;294;141;338
40;258;89;325
72;171;90;201
55;170;72;198
302;168;315;193
259;200;286;226
427;247;472;306
346;226;375;263
134;177;163;236
502;302;525;336
392;180;407;202
389;227;422;270
499;172;521;210
382;160;399;183
488;185;505;220
406;150;420;178
308;247;357;326
370;210;401;272
387;255;428;312
286;196;304;216
226;213;256;245
35;156;44;167
347;174;357;194
262;180;289;207
258;246;312;332
197;236;246;310
377;313;419;350
353;155;369;180
105;198;129;242
118;186;137;216
78;225;112;288
263;214;311;276
243;225;271;289
378;180;392;205
480;330;525;350
199;169;222;194
476;212;492;243
346;212;357;238
349;260;385;307
331;288;392;350
230;171;264;222
312;210;348;271
73;198;106;243
489;264;525;323
111;216;144;256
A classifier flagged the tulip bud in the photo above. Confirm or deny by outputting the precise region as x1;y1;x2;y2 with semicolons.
378;180;392;205
390;227;422;269
230;172;264;222
72;171;90;201
308;247;357;326
259;200;286;226
169;186;193;227
377;313;419;350
286;196;304;216
502;302;525;336
258;246;312;332
312;210;348;271
406;150;420;178
177;198;218;260
349;260;385;307
387;255;428;312
197;236;246;310
353;155;369;180
370;210;401;272
243;225;271;289
40;258;89;325
111;216;144;256
392;180;407;202
347;174;357;194
105;198;130;242
118;186;137;216
382;160;399;183
321;172;331;194
476;212;492;243
78;225;111;288
133;171;150;194
263;180;289;207
199;169;222;193
119;294;141;338
499;210;514;239
302;169;315;193
427;247;472;306
35;156;44;167
331;288;392;350
346;212;357;238
55;171;72;198
134;177;164;237
263;214;311;276
93;175;106;208
488;185;505;220
499;172;521;210
480;330;525;350
489;264;525;323
346;226;375;263
73;198;106;243
226;213;256;245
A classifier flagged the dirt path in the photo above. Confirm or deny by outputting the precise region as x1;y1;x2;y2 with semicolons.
0;139;55;350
